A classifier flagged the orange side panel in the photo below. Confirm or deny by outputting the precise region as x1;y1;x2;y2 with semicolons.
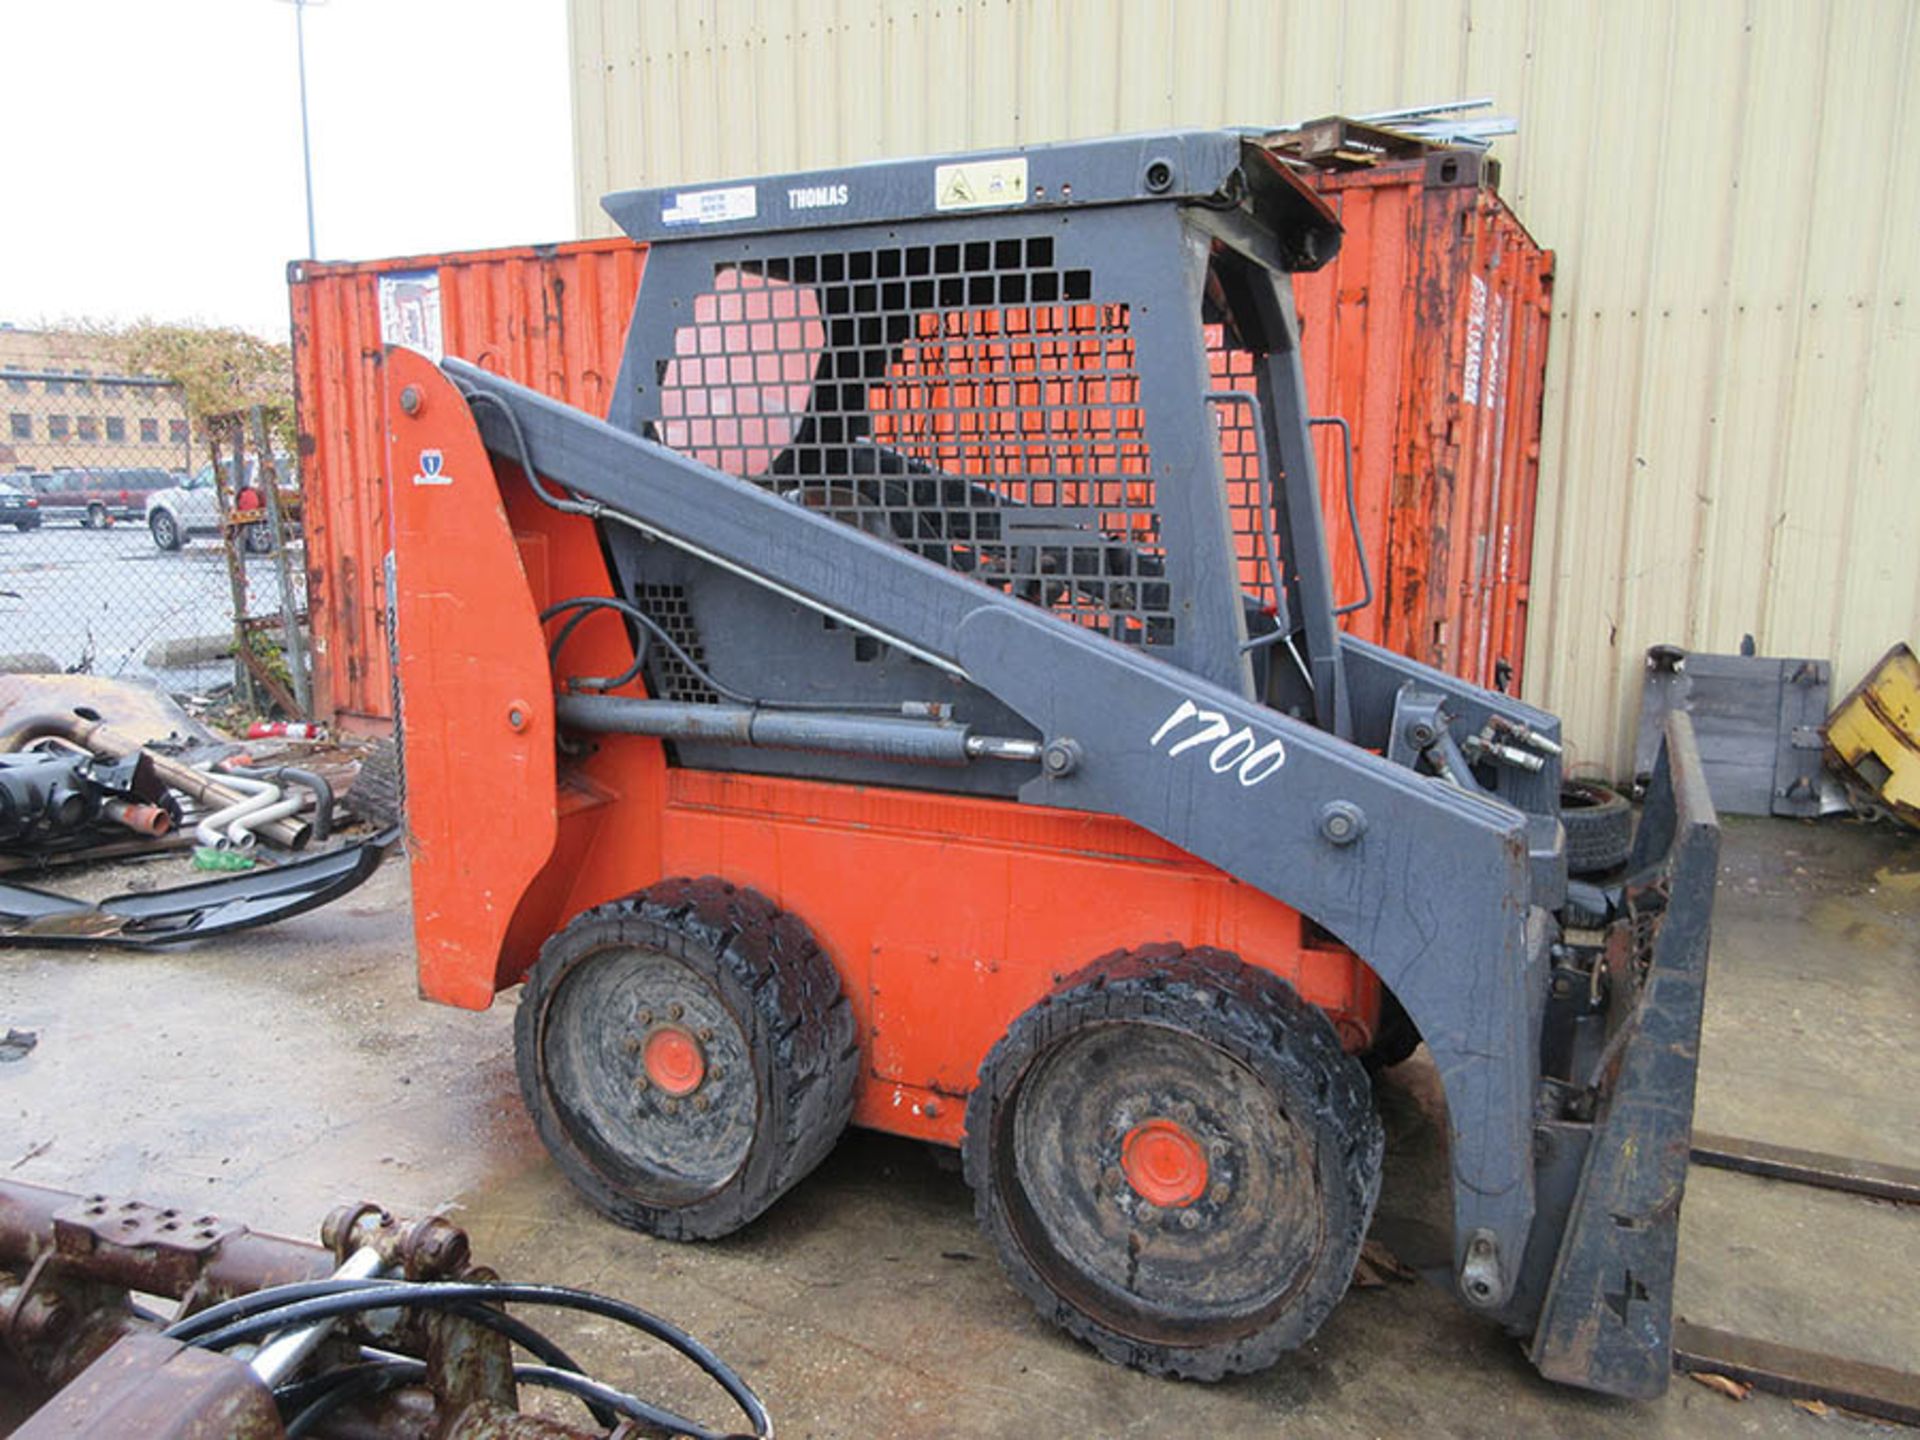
384;351;562;1009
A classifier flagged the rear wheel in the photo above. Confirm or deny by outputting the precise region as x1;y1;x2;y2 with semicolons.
243;520;273;554
964;947;1383;1380
515;878;858;1240
149;510;181;551
85;502;108;529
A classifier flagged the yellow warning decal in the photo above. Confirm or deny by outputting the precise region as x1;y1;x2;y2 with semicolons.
934;157;1029;212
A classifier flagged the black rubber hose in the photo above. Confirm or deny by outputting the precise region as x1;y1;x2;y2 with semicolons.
169;1278;769;1438
284;1359;423;1438
541;593;904;715
168;1279;613;1428
276;1325;619;1432
286;1354;726;1440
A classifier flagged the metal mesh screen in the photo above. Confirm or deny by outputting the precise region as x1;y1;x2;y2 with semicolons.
654;237;1174;647
633;582;717;704
0;372;305;703
1206;332;1277;610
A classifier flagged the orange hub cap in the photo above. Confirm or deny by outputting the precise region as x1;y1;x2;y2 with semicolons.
1121;1119;1209;1208
643;1026;706;1096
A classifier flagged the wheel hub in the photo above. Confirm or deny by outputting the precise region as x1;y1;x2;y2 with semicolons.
1120;1118;1208;1208
642;1025;707;1096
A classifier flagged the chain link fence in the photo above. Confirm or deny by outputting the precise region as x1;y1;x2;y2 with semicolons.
0;373;307;709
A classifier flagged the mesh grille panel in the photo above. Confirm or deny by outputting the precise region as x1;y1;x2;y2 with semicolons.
654;237;1174;647
1207;330;1277;609
634;582;717;703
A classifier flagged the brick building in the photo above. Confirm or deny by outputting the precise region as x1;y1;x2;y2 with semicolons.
0;324;190;473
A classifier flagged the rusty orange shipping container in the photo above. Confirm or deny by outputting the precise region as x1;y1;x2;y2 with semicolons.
289;241;646;729
290;148;1549;730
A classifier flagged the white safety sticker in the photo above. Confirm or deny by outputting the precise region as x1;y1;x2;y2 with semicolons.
378;270;443;363
661;185;759;227
934;157;1029;211
412;449;452;487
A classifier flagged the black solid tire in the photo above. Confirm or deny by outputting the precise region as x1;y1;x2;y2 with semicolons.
516;878;858;1240
150;511;181;551
1561;779;1632;876
85;503;107;529
964;946;1383;1380
243;521;273;554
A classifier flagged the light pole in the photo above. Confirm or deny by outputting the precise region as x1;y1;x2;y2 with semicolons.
282;0;325;260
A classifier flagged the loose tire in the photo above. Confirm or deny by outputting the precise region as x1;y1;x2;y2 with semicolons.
516;878;858;1240
964;946;1383;1380
345;738;403;829
1561;779;1632;876
150;510;181;552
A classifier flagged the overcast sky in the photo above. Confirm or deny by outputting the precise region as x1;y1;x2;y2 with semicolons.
0;0;574;340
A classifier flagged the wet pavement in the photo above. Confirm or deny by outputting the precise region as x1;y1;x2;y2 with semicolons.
2;815;1916;1436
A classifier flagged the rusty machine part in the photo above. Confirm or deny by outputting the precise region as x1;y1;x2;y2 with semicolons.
0;1179;770;1439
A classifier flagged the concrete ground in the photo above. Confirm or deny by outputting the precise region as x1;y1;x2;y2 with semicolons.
2;814;1916;1437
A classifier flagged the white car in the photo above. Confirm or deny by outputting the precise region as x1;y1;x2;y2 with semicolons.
146;458;293;553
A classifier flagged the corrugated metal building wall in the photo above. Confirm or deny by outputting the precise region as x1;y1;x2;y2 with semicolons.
566;0;1920;774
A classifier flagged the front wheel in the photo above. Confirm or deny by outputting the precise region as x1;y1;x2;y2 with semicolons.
515;878;858;1240
149;510;181;551
965;947;1383;1380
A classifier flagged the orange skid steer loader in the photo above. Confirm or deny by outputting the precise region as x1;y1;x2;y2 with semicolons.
382;131;1718;1392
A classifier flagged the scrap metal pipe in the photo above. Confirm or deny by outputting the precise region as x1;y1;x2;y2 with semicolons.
5;712;309;849
194;770;279;848
101;799;172;837
556;693;1042;767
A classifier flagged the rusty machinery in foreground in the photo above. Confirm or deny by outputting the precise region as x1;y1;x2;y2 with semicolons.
382;131;1720;1395
0;1179;768;1438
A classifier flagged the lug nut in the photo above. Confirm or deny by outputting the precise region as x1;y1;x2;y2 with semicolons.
693;1095;711;1112
637;1009;653;1025
1208;1183;1229;1205
662;1098;680;1115
1103;1166;1124;1192
669;1003;684;1021
699;1027;715;1043
1136;1204;1158;1224
1179;1209;1202;1230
